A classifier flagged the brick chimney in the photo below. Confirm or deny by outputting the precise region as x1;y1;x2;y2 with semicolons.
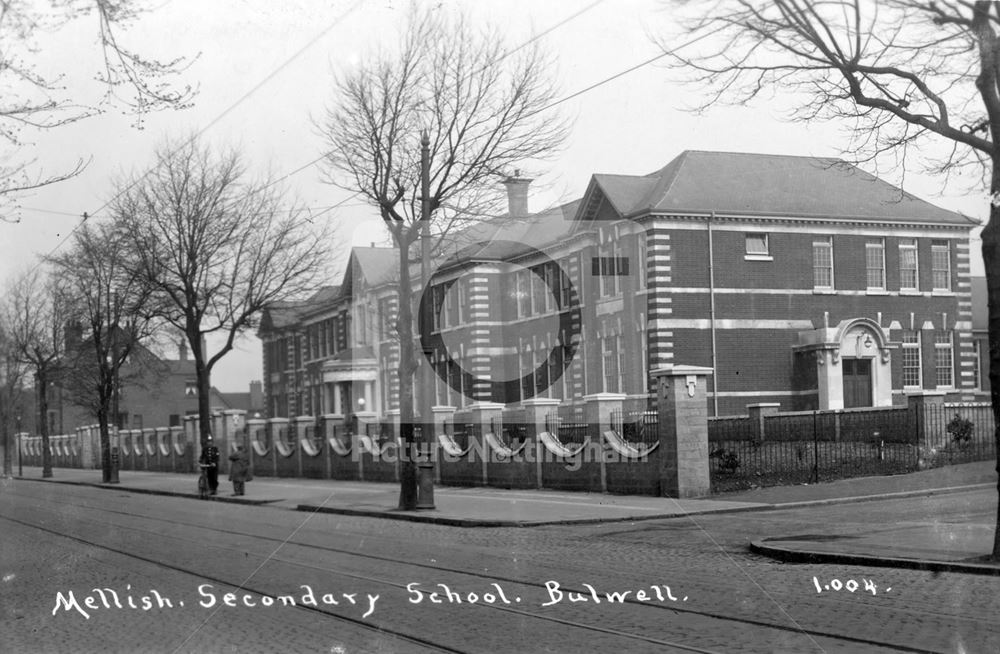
178;339;187;361
502;170;532;218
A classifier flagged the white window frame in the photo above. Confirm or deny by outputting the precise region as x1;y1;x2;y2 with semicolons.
934;331;954;388
932;241;951;292
515;270;531;318
865;239;886;291
813;236;834;289
456;279;466;325
558;257;573;307
744;233;772;260
601;335;616;393
898;239;919;292
901;331;922;388
616;333;625;393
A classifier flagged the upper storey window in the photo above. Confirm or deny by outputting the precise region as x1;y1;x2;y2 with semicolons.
744;233;771;261
899;239;918;291
865;239;886;291
812;237;833;289
931;241;951;292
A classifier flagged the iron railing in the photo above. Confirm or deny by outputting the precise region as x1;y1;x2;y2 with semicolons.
609;408;659;449
545;409;588;447
707;403;996;493
491;409;528;449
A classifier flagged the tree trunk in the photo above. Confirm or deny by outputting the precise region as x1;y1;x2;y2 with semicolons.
98;406;112;483
396;240;418;510
38;370;52;478
197;358;213;449
985;192;1000;560
2;419;10;477
186;330;214;450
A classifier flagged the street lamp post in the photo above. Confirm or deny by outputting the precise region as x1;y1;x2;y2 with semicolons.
108;352;120;484
416;130;436;510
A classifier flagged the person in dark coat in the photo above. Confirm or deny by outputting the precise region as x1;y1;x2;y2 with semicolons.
228;445;250;496
199;436;221;495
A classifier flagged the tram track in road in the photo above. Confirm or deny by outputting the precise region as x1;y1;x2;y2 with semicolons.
4;485;989;632
0;511;729;654
1;485;968;653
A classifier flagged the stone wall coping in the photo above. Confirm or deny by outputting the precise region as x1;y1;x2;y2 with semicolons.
583;393;627;401
650;364;715;377
293;415;315;423
267;417;291;424
466;402;506;411
521;398;562;407
432;406;457;413
321;413;346;419
746;403;781;409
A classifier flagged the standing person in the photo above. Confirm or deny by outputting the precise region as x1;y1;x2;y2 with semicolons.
199;435;220;495
228;444;250;496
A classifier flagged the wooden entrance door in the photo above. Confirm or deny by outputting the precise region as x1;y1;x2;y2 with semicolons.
842;358;873;408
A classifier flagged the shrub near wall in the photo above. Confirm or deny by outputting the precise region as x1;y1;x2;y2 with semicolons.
920;403;996;468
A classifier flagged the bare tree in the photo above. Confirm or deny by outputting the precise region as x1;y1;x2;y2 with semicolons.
0;0;196;221
657;0;1000;556
113;137;332;451
5;268;68;477
48;221;158;482
319;8;568;509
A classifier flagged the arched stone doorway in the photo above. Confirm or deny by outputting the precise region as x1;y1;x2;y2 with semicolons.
796;318;894;410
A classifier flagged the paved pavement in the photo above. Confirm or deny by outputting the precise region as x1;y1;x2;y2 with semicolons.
11;460;1000;574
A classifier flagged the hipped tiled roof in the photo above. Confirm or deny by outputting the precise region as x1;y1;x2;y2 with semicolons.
587;151;975;225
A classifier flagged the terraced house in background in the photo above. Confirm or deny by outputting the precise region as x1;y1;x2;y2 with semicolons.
259;150;981;422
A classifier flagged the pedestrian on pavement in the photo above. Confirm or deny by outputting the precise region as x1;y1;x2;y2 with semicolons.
228;445;251;496
199;435;221;495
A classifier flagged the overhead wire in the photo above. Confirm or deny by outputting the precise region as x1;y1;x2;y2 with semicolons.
29;0;366;269
27;0;701;267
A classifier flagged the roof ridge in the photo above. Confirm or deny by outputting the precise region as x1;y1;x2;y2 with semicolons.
681;149;843;162
647;150;689;212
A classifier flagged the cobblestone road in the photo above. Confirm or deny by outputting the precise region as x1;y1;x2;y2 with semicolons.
2;481;996;653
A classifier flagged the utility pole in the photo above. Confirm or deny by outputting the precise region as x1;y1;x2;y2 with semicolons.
417;130;436;509
108;326;120;484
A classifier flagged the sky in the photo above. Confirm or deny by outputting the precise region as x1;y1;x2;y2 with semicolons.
2;0;990;392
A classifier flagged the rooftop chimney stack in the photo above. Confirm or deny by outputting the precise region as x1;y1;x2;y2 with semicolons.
179;339;188;361
502;170;532;218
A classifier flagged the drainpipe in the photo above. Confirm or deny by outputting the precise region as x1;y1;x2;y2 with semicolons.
708;212;719;417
